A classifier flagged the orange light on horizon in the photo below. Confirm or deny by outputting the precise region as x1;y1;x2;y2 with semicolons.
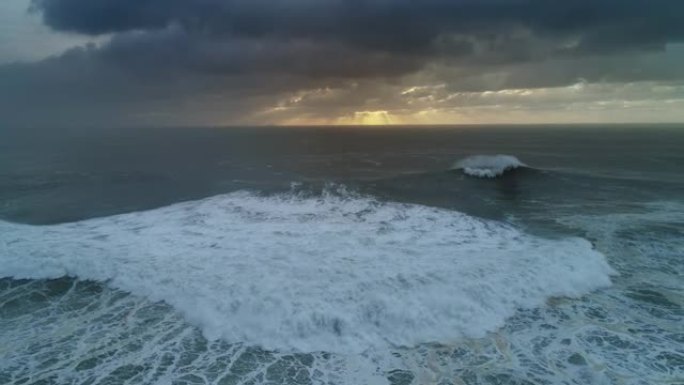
348;110;394;125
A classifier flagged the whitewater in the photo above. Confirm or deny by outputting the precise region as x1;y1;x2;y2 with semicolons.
0;189;615;354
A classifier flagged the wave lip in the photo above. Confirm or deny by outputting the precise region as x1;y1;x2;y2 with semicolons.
454;154;527;178
0;190;614;354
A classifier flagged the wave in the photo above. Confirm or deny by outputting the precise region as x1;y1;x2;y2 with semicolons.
453;155;527;178
0;190;615;354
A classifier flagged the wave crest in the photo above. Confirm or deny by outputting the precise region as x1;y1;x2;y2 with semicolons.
454;154;526;178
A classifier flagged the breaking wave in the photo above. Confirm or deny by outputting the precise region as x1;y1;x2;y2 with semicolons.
453;154;527;178
0;190;614;353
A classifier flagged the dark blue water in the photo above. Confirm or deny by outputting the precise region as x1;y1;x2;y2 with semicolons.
1;125;682;384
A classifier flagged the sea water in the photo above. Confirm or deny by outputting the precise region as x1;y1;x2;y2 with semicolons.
0;125;682;384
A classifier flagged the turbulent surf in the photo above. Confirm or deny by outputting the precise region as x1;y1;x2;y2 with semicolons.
0;190;614;353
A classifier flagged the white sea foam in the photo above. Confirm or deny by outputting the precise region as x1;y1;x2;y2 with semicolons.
0;190;614;353
454;154;526;178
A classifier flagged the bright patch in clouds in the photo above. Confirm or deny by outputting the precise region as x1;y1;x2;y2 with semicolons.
346;111;395;125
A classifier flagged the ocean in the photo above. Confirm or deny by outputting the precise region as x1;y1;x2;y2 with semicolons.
0;125;682;384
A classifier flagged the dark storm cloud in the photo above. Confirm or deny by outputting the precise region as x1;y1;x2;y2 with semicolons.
2;0;684;126
98;27;422;79
19;0;684;84
15;0;682;100
32;0;684;54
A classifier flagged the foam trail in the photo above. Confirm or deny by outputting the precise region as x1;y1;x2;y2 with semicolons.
454;154;526;178
0;190;614;353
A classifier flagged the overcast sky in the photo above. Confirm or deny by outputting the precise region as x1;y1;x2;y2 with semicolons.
1;0;684;127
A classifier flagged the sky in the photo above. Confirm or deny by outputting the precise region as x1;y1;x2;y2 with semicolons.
1;0;684;127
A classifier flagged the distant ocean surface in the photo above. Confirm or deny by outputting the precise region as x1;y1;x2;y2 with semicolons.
1;125;682;385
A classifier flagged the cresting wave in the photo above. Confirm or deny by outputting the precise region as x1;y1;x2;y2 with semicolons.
454;154;527;178
0;190;615;354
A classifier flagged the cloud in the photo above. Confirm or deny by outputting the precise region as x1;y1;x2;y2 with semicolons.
1;0;683;126
32;0;684;53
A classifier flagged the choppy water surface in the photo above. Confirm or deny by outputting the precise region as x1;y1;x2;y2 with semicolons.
1;125;683;384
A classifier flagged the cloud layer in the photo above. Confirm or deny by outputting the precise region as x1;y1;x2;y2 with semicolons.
2;0;684;126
